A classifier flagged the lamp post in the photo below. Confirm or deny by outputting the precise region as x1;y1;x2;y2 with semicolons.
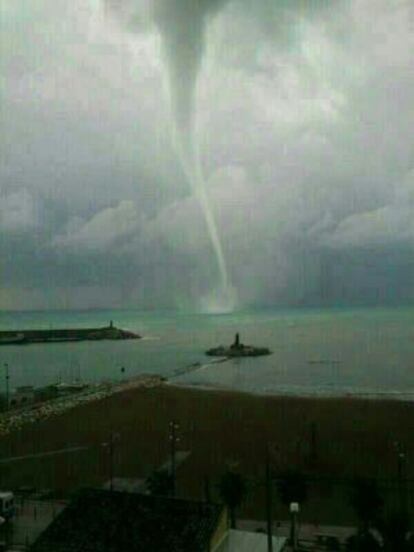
394;441;407;514
265;444;273;552
109;433;115;492
4;363;9;410
102;432;119;492
169;420;180;497
289;502;300;551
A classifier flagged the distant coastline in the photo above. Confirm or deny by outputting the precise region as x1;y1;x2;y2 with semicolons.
0;321;140;345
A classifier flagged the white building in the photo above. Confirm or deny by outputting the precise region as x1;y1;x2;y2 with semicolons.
215;529;287;552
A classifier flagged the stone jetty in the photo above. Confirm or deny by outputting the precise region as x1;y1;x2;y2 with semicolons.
0;375;163;437
0;321;140;345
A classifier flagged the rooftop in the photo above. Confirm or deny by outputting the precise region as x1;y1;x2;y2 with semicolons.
216;529;287;552
29;489;224;552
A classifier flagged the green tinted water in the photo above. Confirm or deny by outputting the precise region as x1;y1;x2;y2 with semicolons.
0;307;413;398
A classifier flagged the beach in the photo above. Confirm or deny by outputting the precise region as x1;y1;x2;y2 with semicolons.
0;382;412;524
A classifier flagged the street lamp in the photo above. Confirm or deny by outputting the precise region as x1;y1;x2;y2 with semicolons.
290;502;300;551
102;432;120;492
4;364;9;410
169;421;180;497
394;441;407;513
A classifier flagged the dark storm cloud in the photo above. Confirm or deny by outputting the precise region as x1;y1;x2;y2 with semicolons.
152;0;227;131
1;0;414;309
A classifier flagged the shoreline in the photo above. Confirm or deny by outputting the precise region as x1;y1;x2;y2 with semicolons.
169;356;414;402
2;373;413;439
166;377;414;402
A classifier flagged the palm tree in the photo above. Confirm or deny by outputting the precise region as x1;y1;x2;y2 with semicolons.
277;469;308;507
345;532;381;551
349;478;383;534
218;469;248;529
376;511;414;551
145;469;174;496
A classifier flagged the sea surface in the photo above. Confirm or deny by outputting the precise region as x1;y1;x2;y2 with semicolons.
0;307;413;399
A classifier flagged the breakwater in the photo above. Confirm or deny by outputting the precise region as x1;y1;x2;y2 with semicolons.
0;375;163;437
0;322;140;345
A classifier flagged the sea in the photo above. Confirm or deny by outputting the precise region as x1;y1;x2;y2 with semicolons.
0;307;413;399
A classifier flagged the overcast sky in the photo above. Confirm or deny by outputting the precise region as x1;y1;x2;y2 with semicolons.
1;0;414;311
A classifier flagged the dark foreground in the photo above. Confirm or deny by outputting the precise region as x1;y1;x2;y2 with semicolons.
0;384;412;524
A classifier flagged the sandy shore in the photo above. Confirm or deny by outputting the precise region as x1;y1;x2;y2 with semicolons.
0;383;412;523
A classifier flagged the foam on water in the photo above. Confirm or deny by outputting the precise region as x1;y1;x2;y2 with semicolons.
198;284;238;314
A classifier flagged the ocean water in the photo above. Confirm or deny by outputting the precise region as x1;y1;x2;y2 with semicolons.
0;307;413;398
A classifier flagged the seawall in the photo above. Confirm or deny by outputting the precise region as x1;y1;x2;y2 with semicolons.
0;324;140;345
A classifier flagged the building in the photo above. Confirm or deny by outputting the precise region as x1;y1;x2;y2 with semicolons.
216;529;287;552
29;489;227;552
0;491;15;520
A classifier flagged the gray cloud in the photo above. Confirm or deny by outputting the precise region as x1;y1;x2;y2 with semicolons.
53;200;143;252
1;0;414;309
0;189;39;232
